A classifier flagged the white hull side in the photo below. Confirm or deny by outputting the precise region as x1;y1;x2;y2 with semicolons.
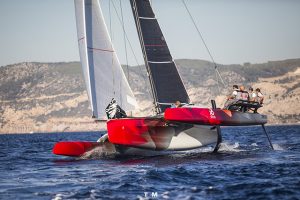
167;125;218;150
105;125;218;155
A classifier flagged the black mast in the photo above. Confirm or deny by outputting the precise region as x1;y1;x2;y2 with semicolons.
130;0;190;113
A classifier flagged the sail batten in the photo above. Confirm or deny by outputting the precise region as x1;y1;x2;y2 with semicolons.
138;17;156;19
148;61;172;64
130;0;190;113
74;0;137;119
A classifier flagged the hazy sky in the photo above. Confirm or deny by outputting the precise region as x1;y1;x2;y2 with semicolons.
1;0;300;67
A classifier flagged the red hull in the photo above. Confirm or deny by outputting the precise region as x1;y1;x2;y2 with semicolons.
164;107;267;125
107;117;169;149
107;108;266;149
53;141;100;157
53;108;267;156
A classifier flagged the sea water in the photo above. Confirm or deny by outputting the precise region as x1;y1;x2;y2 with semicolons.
0;125;299;199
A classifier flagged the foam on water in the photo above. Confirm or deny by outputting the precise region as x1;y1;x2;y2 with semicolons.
80;143;117;159
218;142;242;152
52;194;63;200
251;143;258;146
273;143;284;151
82;141;247;159
197;146;214;153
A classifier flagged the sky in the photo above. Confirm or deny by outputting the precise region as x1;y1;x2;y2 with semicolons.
0;0;300;67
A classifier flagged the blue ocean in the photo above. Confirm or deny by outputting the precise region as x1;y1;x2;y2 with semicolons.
0;125;299;199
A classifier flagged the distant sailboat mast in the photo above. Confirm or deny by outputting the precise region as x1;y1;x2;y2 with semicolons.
75;0;95;117
130;0;190;113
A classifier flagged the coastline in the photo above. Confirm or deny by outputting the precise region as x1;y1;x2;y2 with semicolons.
0;122;298;135
1;61;299;135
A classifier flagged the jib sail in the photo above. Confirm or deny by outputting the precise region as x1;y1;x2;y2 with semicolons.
74;0;137;119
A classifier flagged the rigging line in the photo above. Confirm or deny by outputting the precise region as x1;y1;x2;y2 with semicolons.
182;0;227;88
119;0;130;82
110;1;139;66
216;67;226;87
215;68;221;94
182;0;216;66
110;0;152;100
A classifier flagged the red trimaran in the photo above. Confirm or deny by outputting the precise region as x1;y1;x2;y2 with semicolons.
53;0;273;157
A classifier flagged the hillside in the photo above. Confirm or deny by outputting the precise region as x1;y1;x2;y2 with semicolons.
0;59;299;133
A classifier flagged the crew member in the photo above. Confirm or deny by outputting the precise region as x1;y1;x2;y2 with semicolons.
175;100;182;108
223;85;239;109
236;85;249;101
255;88;264;104
249;87;256;101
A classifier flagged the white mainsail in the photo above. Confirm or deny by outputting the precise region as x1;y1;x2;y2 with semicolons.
74;0;137;119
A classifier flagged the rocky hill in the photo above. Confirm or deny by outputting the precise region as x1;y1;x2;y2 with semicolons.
0;59;299;133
